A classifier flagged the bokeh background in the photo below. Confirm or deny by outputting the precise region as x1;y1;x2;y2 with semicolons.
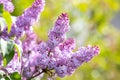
11;0;120;80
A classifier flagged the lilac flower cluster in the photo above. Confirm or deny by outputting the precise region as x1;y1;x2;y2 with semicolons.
0;0;14;13
47;13;69;49
0;0;100;80
21;13;99;79
1;0;45;39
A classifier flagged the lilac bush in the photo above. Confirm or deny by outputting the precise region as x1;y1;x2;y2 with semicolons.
0;0;99;80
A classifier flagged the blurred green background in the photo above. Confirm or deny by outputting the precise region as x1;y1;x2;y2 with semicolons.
11;0;120;80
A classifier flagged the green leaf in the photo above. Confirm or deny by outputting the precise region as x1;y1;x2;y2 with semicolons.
0;39;15;67
0;74;2;79
10;72;21;80
2;10;12;33
0;4;3;14
4;76;11;80
14;43;22;61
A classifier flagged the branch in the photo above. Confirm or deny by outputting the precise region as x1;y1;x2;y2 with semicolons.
27;71;43;80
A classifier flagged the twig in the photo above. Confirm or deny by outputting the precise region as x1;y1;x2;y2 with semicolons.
27;71;43;80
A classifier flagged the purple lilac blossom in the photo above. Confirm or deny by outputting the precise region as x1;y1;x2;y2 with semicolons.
29;49;49;69
0;0;100;78
59;38;75;58
55;65;67;77
54;45;99;77
1;25;17;40
1;0;45;39
47;13;70;49
0;0;14;13
59;38;75;52
15;0;45;31
23;67;33;78
29;41;50;68
22;29;37;54
15;0;45;38
0;0;45;78
67;45;99;75
25;13;99;78
22;60;36;78
73;45;99;62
